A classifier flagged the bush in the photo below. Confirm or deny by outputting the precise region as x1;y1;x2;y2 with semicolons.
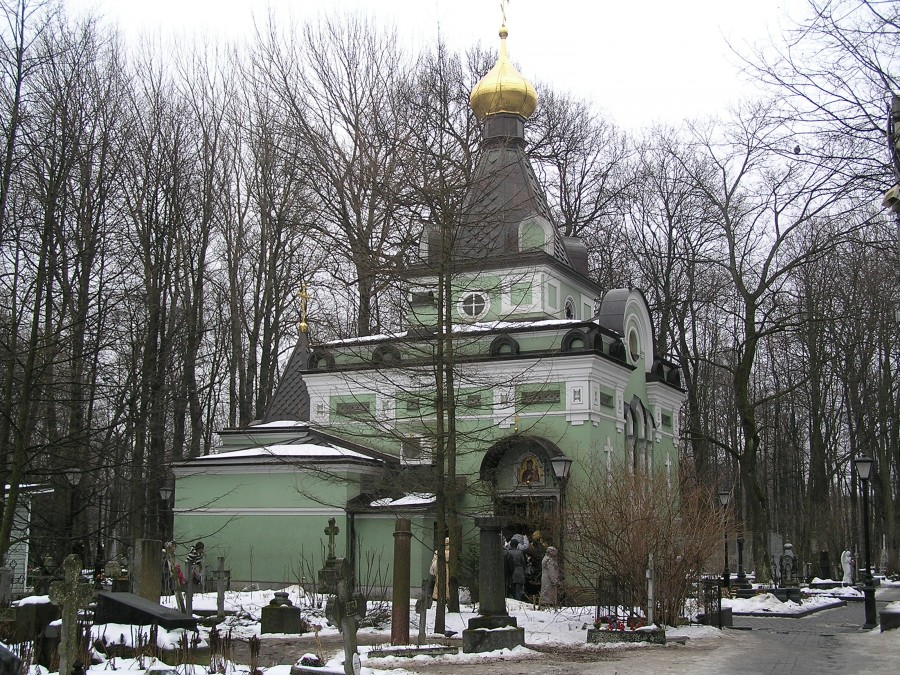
566;459;722;626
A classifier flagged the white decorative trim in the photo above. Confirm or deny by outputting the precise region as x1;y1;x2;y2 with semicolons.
616;390;625;432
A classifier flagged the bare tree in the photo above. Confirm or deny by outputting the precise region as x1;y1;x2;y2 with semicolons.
254;13;418;338
674;104;867;579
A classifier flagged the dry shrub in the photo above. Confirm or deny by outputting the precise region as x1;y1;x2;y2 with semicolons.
566;459;722;625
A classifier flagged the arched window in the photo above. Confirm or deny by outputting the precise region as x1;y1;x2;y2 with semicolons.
625;398;654;476
490;334;520;356
308;350;335;370
564;297;576;319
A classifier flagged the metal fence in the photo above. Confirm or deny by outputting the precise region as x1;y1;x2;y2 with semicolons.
593;575;645;629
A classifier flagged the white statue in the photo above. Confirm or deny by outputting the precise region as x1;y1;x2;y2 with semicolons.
840;550;854;584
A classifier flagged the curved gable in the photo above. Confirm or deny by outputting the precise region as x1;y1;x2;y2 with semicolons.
597;288;656;372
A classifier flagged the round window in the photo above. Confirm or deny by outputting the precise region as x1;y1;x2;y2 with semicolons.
628;329;640;362
459;292;489;319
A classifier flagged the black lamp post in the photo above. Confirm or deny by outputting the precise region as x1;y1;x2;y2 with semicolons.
853;453;877;628
718;489;731;588
159;486;174;542
551;454;573;599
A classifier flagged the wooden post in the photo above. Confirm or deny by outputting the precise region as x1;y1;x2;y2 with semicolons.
216;556;226;619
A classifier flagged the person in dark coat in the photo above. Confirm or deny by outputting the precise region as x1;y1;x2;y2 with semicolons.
505;536;520;597
185;541;205;586
508;542;528;600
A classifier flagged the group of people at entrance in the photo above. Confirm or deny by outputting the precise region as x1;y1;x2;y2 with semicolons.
504;530;559;606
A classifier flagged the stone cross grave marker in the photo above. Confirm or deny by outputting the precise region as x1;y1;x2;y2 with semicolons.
49;554;94;675
323;557;366;675
318;518;341;595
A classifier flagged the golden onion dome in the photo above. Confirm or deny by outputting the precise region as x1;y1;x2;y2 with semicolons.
470;25;538;121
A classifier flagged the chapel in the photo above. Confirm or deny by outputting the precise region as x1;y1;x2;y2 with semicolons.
173;18;684;591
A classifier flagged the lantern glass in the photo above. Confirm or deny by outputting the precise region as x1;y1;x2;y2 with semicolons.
717;489;731;507
550;455;573;481
854;454;874;481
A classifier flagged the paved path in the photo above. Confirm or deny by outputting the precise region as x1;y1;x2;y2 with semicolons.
710;587;900;674
395;588;900;674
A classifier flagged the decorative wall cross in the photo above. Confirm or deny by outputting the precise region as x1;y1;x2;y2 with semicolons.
50;555;94;675
603;436;613;486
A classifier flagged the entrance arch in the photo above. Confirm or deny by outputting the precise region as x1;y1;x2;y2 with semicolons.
479;436;566;549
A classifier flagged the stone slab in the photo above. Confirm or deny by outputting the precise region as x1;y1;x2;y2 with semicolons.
94;591;198;630
260;605;304;634
586;627;666;645
880;602;900;632
462;626;525;653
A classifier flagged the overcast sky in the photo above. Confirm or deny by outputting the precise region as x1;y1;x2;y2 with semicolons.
63;0;808;130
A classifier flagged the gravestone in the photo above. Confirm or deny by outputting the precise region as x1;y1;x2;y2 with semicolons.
0;597;60;661
132;539;162;602
0;568;12;607
0;643;22;675
95;592;198;630
317;518;341;595
462;516;524;653
819;550;831;580
261;591;303;634
780;543;798;587
322;557;366;675
49;554;94;675
390;518;411;646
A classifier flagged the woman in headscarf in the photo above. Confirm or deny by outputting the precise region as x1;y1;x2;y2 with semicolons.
540;546;560;607
430;537;451;601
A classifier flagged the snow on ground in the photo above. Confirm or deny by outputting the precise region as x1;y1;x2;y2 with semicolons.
722;592;843;614
9;584;900;675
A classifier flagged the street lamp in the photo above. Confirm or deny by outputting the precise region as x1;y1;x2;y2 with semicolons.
717;489;731;588
853;453;877;628
551;454;573;600
159;486;174;541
